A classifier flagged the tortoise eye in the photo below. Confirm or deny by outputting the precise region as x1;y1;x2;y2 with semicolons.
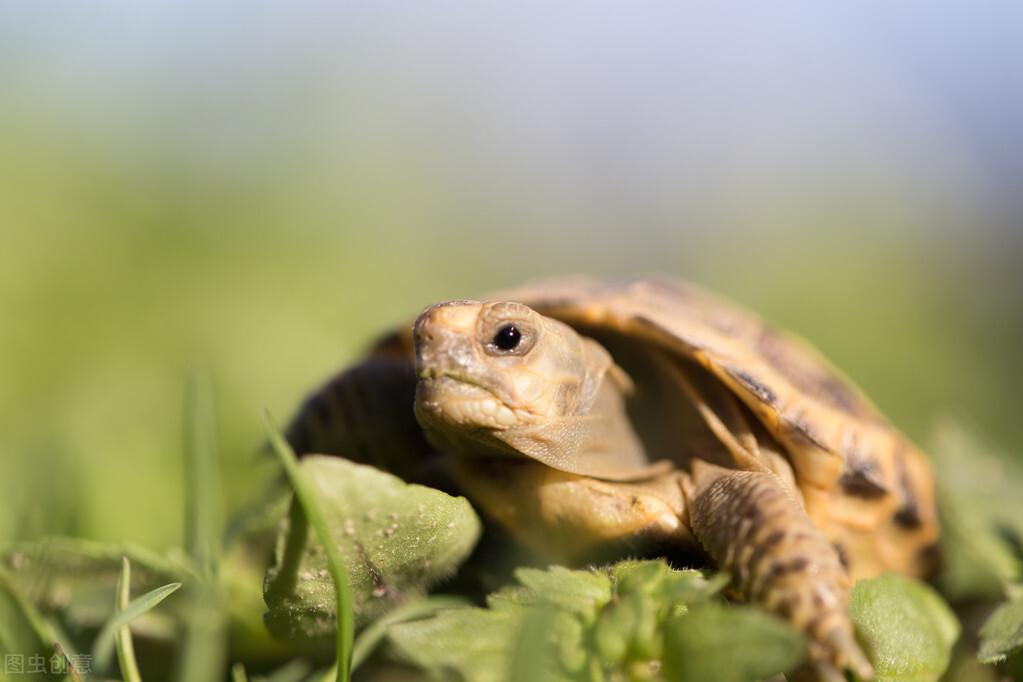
492;324;521;351
485;322;535;356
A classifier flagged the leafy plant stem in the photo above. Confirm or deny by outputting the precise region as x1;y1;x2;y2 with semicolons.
114;557;143;682
264;410;355;682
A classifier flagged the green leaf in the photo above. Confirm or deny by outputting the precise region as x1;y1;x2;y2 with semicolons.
609;559;672;593
930;422;1023;599
978;597;1023;664
593;593;639;666
849;573;959;682
389;559;736;681
507;606;557;682
610;560;727;607
262;455;481;643
390;602;583;682
92;580;182;670
488;566;611;620
661;602;805;682
593;561;727;666
388;606;524;682
596;590;659;666
507;607;580;682
350;595;467;670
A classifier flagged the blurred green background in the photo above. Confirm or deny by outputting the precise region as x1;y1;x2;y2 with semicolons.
1;3;1021;558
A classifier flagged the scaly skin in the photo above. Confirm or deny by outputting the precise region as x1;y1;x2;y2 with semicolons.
686;462;873;681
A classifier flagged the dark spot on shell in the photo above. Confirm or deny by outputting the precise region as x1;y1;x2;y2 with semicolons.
813;372;865;414
839;454;889;499
892;447;923;528
832;543;850;569
917;542;942;577
894;505;923;528
756;327;874;419
726;367;778;407
787;417;831;452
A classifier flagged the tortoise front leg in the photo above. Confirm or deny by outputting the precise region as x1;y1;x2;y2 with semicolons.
683;460;873;682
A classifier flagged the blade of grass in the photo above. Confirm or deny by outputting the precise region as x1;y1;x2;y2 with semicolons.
185;371;221;577
263;410;354;682
115;557;142;682
42;616;88;682
55;641;83;682
92;580;182;670
176;371;227;682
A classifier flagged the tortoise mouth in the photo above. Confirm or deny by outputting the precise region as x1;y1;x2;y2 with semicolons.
415;371;524;430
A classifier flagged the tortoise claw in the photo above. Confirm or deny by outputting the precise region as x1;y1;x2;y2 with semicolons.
809;661;846;682
825;627;874;680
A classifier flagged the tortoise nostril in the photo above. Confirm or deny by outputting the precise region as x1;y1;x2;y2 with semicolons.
412;321;432;346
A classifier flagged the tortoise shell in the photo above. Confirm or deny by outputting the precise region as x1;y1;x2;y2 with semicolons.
492;276;939;581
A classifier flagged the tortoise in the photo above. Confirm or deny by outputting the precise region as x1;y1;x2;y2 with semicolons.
285;276;939;681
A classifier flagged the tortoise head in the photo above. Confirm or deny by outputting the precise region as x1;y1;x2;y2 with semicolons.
412;300;621;463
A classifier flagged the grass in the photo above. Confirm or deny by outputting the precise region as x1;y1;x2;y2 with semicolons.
92;559;182;675
177;372;228;682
